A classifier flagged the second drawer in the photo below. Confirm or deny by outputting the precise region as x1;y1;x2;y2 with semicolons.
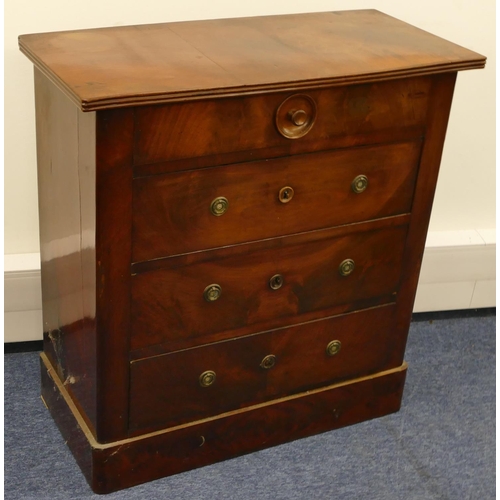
129;303;401;432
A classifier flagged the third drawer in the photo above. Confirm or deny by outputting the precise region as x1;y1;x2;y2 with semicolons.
131;222;408;352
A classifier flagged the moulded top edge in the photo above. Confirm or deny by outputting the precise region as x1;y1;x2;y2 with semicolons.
19;10;486;112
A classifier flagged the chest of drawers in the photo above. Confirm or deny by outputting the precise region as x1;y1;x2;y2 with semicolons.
19;10;485;493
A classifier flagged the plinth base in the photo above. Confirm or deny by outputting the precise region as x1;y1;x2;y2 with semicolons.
41;352;407;494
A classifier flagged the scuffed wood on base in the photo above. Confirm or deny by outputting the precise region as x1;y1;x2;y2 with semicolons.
41;351;407;494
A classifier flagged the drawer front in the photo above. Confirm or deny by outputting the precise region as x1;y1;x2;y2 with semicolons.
131;224;407;351
134;77;431;167
129;304;399;432
133;141;420;261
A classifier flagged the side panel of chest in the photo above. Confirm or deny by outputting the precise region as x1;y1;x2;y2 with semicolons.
34;68;98;433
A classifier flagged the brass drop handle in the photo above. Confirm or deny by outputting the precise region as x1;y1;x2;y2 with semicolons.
204;284;222;302
210;196;229;216
351;175;368;194
288;109;308;126
269;274;284;290
199;370;216;387
339;259;355;276
279;186;294;203
260;354;276;369
326;340;342;356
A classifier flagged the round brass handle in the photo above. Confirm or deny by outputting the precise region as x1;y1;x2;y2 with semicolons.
269;274;284;290
199;370;216;387
351;175;368;194
260;354;276;369
210;197;229;216
326;340;342;356
279;186;294;203
204;284;222;302
289;109;308;126
339;259;355;276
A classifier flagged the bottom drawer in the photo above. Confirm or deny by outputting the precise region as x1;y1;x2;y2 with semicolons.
129;303;401;432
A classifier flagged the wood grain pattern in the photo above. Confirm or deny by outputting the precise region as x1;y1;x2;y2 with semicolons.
41;351;406;493
19;10;485;111
131;224;408;351
133;141;421;261
34;68;98;434
133;78;430;166
391;73;459;362
129;304;400;432
133;125;425;177
95;108;134;443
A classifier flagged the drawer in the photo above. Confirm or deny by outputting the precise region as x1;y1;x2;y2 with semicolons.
134;77;431;167
129;303;399;432
133;141;421;261
131;223;408;351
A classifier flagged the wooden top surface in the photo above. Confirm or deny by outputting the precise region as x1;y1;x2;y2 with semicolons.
19;10;486;111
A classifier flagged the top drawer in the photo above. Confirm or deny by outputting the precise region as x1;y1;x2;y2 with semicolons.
133;77;431;167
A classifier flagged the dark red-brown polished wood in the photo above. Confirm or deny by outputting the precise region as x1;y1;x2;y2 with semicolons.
41;351;407;494
94;108;135;443
34;67;98;434
133;79;430;167
20;9;485;494
19;10;484;110
129;304;400;433
131;223;407;351
133;141;421;260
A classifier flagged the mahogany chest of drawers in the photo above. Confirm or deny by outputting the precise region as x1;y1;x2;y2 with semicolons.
19;10;485;493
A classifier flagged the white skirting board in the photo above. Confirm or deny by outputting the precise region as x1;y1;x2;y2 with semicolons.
4;229;496;342
413;229;495;312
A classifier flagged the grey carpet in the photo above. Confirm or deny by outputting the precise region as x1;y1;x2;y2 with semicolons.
4;315;495;499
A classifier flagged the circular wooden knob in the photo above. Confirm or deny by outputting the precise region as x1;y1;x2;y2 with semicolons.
204;284;221;302
351;175;368;194
289;109;308;126
339;259;355;276
199;370;216;387
276;94;317;139
326;340;342;356
260;354;276;369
